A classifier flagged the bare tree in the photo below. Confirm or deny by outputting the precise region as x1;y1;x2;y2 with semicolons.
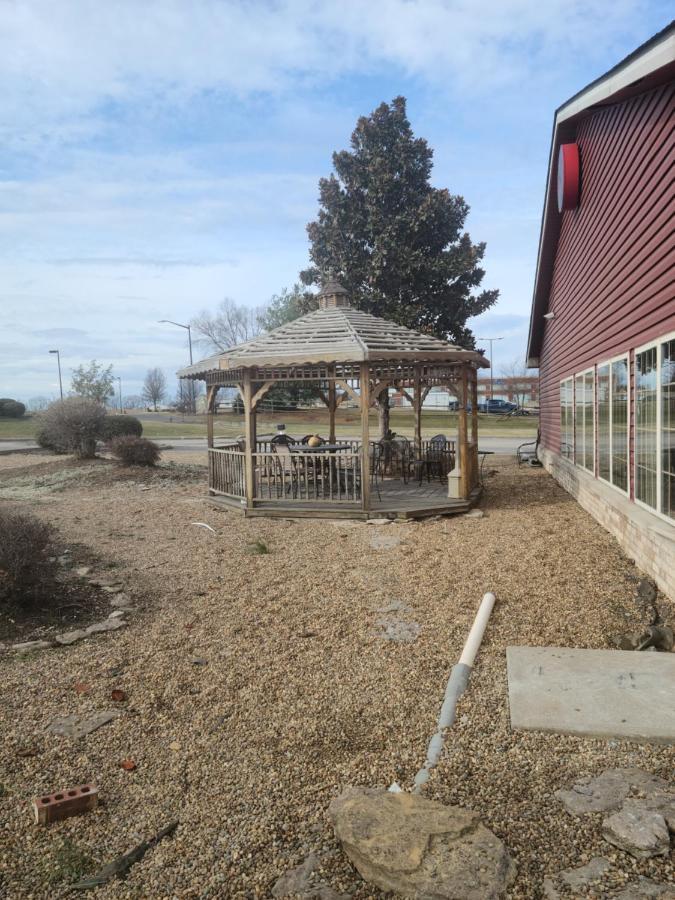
500;357;537;408
190;298;265;352
142;368;167;411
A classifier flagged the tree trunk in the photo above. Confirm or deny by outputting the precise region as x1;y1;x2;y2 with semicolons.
377;387;390;440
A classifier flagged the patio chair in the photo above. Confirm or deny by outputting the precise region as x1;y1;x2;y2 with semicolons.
271;442;302;497
339;443;382;501
517;429;542;467
427;434;450;480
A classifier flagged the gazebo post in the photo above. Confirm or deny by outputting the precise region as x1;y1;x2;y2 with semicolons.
458;365;469;500
242;370;256;509
328;366;337;443
413;364;422;458
206;385;216;449
360;363;371;511
470;367;479;488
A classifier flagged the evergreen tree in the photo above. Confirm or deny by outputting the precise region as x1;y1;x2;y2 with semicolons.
300;96;497;348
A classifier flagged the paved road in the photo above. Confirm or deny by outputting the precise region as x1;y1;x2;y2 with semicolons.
0;440;41;454
1;434;535;457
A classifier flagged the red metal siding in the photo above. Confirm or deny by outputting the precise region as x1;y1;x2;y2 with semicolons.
539;81;675;465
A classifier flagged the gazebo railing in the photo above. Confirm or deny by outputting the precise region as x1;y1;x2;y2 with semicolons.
209;447;246;498
253;450;362;503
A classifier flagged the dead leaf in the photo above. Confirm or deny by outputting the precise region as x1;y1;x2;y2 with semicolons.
74;683;91;694
111;689;127;702
120;758;137;771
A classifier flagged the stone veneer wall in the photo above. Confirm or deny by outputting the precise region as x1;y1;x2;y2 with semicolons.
540;448;675;600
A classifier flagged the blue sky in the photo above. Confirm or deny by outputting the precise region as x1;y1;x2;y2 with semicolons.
1;0;672;403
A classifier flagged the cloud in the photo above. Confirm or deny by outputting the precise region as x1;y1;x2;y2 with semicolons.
0;0;657;151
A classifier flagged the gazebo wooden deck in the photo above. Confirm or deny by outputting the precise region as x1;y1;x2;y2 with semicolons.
179;280;488;520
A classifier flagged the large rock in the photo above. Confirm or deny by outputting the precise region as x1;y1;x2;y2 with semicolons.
272;852;347;899
602;806;670;859
542;856;611;898
328;787;515;899
556;768;671;815
614;877;675;899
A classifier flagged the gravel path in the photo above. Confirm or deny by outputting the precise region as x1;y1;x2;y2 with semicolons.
0;456;673;898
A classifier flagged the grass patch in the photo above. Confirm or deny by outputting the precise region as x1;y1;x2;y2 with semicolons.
0;409;538;442
246;539;269;555
46;838;98;887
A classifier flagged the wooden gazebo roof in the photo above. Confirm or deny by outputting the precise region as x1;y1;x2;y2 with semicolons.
179;290;488;379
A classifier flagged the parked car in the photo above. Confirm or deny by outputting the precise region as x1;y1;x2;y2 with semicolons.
480;399;520;414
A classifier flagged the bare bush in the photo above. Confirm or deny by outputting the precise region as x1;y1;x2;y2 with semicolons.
37;398;106;458
109;436;161;466
0;510;58;608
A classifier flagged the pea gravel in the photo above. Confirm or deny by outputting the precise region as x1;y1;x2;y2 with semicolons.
0;455;673;898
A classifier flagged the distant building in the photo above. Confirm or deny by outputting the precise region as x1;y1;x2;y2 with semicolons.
526;24;675;597
391;377;538;408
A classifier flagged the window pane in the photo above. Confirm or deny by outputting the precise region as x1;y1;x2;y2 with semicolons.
611;358;628;491
582;371;594;473
662;339;675;519
636;348;657;508
575;375;585;466
560;379;573;458
597;365;610;480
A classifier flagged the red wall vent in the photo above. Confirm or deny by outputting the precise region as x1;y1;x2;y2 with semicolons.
557;142;580;211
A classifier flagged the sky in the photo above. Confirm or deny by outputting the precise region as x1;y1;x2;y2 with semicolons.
1;0;672;404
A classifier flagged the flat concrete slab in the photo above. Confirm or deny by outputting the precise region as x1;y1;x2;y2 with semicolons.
507;646;675;744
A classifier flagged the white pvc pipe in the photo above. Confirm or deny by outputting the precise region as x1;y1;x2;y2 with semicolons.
459;591;496;667
411;592;496;792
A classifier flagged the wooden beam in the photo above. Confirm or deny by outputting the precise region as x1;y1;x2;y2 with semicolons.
360;363;371;511
458;366;469;500
470;367;479;489
335;379;360;405
413;365;422;457
251;381;274;411
242;370;255;509
206;385;218;449
328;367;337;443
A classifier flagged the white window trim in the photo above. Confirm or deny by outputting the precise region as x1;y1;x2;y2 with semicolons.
574;366;596;475
560;376;574;460
596;352;630;498
634;330;675;523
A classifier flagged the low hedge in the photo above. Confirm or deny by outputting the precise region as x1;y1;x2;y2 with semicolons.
101;415;143;440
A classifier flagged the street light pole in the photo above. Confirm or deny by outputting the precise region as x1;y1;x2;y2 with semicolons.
159;319;195;413
477;337;504;401
49;350;63;400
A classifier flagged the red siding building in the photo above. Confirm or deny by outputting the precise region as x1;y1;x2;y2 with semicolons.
527;24;675;597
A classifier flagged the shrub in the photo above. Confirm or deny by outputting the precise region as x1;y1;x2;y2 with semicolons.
101;415;143;440
109;435;161;466
0;398;26;418
0;510;58;607
37;398;106;458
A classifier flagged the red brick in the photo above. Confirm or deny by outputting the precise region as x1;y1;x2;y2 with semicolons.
31;784;98;825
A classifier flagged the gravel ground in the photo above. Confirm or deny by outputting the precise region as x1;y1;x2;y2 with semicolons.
0;455;674;898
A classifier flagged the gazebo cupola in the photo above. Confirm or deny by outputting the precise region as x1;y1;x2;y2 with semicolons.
318;278;351;309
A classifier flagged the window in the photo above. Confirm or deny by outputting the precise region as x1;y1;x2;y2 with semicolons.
635;346;658;509
611;358;629;492
560;378;573;458
574;369;594;472
661;338;675;519
597;364;610;480
635;335;675;521
597;356;629;493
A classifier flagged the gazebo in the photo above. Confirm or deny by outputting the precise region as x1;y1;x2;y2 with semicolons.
178;280;488;519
